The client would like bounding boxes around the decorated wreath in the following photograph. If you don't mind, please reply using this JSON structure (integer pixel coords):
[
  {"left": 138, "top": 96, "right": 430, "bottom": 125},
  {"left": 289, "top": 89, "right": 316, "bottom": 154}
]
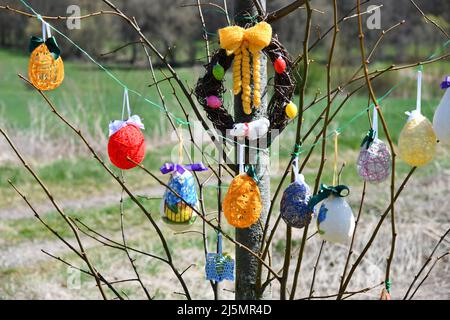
[{"left": 194, "top": 21, "right": 296, "bottom": 144}]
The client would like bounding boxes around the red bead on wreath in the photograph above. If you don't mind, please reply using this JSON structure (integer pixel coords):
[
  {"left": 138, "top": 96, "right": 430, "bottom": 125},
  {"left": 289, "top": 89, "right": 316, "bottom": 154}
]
[{"left": 108, "top": 116, "right": 146, "bottom": 170}]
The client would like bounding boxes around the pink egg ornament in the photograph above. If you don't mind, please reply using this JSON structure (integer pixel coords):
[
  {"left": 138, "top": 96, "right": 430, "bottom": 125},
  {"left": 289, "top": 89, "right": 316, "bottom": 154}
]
[{"left": 206, "top": 95, "right": 222, "bottom": 109}]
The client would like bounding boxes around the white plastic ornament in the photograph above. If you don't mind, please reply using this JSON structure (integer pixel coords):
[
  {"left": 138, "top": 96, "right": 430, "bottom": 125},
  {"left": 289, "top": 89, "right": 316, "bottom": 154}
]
[
  {"left": 229, "top": 118, "right": 270, "bottom": 140},
  {"left": 432, "top": 76, "right": 450, "bottom": 144},
  {"left": 316, "top": 195, "right": 355, "bottom": 244}
]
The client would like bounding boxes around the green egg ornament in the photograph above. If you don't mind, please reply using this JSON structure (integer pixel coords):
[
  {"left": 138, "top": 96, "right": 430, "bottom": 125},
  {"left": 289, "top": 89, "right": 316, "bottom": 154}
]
[{"left": 212, "top": 63, "right": 225, "bottom": 81}]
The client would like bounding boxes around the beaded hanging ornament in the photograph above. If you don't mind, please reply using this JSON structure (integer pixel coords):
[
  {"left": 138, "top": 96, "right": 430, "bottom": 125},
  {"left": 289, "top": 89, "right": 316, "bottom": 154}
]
[
  {"left": 432, "top": 76, "right": 450, "bottom": 144},
  {"left": 223, "top": 144, "right": 262, "bottom": 228},
  {"left": 205, "top": 233, "right": 235, "bottom": 282},
  {"left": 357, "top": 106, "right": 391, "bottom": 183},
  {"left": 194, "top": 21, "right": 297, "bottom": 146},
  {"left": 108, "top": 89, "right": 146, "bottom": 170},
  {"left": 28, "top": 19, "right": 64, "bottom": 91},
  {"left": 280, "top": 156, "right": 314, "bottom": 229},
  {"left": 398, "top": 71, "right": 437, "bottom": 167},
  {"left": 309, "top": 133, "right": 355, "bottom": 244}
]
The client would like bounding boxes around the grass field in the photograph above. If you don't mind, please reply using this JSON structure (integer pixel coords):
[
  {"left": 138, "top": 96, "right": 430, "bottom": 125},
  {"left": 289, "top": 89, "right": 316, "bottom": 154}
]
[{"left": 0, "top": 48, "right": 449, "bottom": 299}]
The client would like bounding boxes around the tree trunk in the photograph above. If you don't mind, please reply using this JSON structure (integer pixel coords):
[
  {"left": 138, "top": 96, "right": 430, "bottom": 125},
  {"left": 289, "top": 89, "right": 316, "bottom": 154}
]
[{"left": 234, "top": 0, "right": 271, "bottom": 300}]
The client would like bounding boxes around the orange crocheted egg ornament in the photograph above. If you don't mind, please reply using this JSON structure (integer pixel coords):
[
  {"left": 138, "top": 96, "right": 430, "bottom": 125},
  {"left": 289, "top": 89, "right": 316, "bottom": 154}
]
[
  {"left": 108, "top": 116, "right": 146, "bottom": 170},
  {"left": 223, "top": 174, "right": 262, "bottom": 228},
  {"left": 28, "top": 38, "right": 64, "bottom": 91}
]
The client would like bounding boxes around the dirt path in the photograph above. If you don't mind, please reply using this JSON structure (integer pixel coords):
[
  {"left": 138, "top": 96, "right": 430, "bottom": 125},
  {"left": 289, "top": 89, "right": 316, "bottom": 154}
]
[{"left": 0, "top": 185, "right": 165, "bottom": 221}]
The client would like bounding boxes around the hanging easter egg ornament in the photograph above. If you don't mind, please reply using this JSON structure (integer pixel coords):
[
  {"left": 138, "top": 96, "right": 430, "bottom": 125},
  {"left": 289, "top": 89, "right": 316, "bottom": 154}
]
[
  {"left": 432, "top": 76, "right": 450, "bottom": 144},
  {"left": 212, "top": 63, "right": 225, "bottom": 81},
  {"left": 28, "top": 19, "right": 64, "bottom": 91},
  {"left": 206, "top": 95, "right": 222, "bottom": 109},
  {"left": 398, "top": 71, "right": 437, "bottom": 167},
  {"left": 308, "top": 132, "right": 355, "bottom": 244},
  {"left": 285, "top": 101, "right": 298, "bottom": 119},
  {"left": 108, "top": 89, "right": 146, "bottom": 170},
  {"left": 205, "top": 234, "right": 234, "bottom": 282},
  {"left": 194, "top": 21, "right": 296, "bottom": 145},
  {"left": 309, "top": 184, "right": 355, "bottom": 244},
  {"left": 160, "top": 162, "right": 208, "bottom": 232},
  {"left": 280, "top": 156, "right": 313, "bottom": 229},
  {"left": 223, "top": 145, "right": 262, "bottom": 228},
  {"left": 274, "top": 56, "right": 287, "bottom": 74},
  {"left": 357, "top": 106, "right": 391, "bottom": 183}
]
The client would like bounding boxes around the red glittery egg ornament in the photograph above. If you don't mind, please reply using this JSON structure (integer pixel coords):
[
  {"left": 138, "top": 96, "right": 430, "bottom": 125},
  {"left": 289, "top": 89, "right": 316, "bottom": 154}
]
[{"left": 108, "top": 115, "right": 146, "bottom": 170}]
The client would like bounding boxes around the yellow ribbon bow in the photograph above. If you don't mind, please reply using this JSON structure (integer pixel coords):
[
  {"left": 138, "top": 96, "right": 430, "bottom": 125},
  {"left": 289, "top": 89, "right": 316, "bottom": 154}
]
[{"left": 219, "top": 22, "right": 272, "bottom": 115}]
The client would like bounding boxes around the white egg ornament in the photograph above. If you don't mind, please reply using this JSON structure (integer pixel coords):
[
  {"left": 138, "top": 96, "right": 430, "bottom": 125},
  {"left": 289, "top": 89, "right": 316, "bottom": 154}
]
[
  {"left": 432, "top": 76, "right": 450, "bottom": 144},
  {"left": 317, "top": 196, "right": 355, "bottom": 244},
  {"left": 309, "top": 185, "right": 355, "bottom": 244}
]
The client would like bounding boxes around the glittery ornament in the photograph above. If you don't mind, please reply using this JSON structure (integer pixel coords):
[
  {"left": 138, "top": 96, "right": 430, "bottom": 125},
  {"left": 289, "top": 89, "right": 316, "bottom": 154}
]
[
  {"left": 280, "top": 171, "right": 313, "bottom": 229},
  {"left": 398, "top": 110, "right": 436, "bottom": 167},
  {"left": 357, "top": 138, "right": 391, "bottom": 183}
]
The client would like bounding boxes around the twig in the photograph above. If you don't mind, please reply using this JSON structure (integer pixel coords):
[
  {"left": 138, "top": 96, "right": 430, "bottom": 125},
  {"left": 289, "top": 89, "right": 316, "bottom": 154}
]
[
  {"left": 408, "top": 251, "right": 449, "bottom": 300},
  {"left": 308, "top": 240, "right": 325, "bottom": 299},
  {"left": 17, "top": 74, "right": 192, "bottom": 300},
  {"left": 266, "top": 0, "right": 306, "bottom": 23},
  {"left": 404, "top": 227, "right": 450, "bottom": 299},
  {"left": 409, "top": 0, "right": 450, "bottom": 39}
]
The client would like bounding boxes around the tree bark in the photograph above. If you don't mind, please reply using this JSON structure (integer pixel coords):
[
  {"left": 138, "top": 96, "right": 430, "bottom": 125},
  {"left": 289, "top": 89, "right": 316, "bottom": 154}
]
[{"left": 234, "top": 0, "right": 271, "bottom": 300}]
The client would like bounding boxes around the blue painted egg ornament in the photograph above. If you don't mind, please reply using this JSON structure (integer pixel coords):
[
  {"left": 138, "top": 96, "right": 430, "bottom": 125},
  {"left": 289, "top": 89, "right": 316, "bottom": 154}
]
[
  {"left": 280, "top": 173, "right": 313, "bottom": 229},
  {"left": 160, "top": 162, "right": 208, "bottom": 232}
]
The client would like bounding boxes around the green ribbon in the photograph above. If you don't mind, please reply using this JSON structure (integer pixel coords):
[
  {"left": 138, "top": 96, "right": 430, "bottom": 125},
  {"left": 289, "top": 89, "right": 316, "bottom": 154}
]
[
  {"left": 291, "top": 143, "right": 302, "bottom": 158},
  {"left": 308, "top": 183, "right": 350, "bottom": 210},
  {"left": 385, "top": 279, "right": 392, "bottom": 293},
  {"left": 360, "top": 128, "right": 376, "bottom": 149},
  {"left": 29, "top": 36, "right": 61, "bottom": 60},
  {"left": 245, "top": 164, "right": 259, "bottom": 183}
]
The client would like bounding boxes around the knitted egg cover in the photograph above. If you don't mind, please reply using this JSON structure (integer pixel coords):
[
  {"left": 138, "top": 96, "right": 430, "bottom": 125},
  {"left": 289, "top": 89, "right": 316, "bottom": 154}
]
[
  {"left": 223, "top": 174, "right": 262, "bottom": 228},
  {"left": 29, "top": 43, "right": 64, "bottom": 91},
  {"left": 107, "top": 124, "right": 145, "bottom": 170},
  {"left": 194, "top": 24, "right": 296, "bottom": 147}
]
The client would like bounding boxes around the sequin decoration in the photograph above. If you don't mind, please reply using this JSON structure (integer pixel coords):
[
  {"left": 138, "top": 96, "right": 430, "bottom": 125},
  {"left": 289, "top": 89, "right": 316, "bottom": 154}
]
[
  {"left": 280, "top": 179, "right": 313, "bottom": 228},
  {"left": 357, "top": 138, "right": 391, "bottom": 183}
]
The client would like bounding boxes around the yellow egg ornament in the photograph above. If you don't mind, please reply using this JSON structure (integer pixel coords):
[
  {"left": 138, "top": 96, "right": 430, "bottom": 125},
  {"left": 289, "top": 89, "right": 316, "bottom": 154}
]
[
  {"left": 398, "top": 71, "right": 437, "bottom": 167},
  {"left": 28, "top": 20, "right": 64, "bottom": 91},
  {"left": 285, "top": 101, "right": 298, "bottom": 119}
]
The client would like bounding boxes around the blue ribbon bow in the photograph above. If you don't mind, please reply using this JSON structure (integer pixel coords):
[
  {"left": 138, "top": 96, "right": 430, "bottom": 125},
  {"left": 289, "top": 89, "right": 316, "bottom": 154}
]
[{"left": 441, "top": 76, "right": 450, "bottom": 89}]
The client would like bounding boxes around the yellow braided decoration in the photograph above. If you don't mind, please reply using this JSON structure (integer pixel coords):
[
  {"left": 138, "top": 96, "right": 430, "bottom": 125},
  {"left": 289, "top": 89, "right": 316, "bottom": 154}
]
[
  {"left": 233, "top": 47, "right": 242, "bottom": 95},
  {"left": 218, "top": 22, "right": 272, "bottom": 114},
  {"left": 241, "top": 43, "right": 252, "bottom": 115},
  {"left": 252, "top": 50, "right": 261, "bottom": 108}
]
